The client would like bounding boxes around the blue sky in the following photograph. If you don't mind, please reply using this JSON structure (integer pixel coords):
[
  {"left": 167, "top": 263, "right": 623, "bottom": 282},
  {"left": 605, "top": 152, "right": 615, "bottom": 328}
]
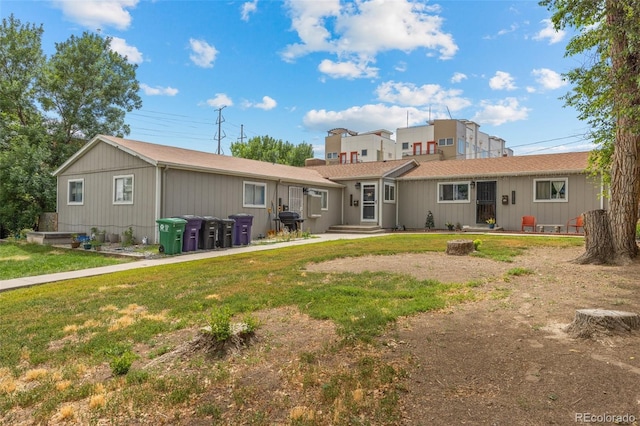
[{"left": 3, "top": 0, "right": 594, "bottom": 157}]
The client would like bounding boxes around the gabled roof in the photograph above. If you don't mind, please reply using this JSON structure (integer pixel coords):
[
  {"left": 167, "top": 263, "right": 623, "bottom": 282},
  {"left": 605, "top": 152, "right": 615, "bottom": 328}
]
[
  {"left": 307, "top": 159, "right": 419, "bottom": 180},
  {"left": 53, "top": 135, "right": 343, "bottom": 188},
  {"left": 399, "top": 151, "right": 592, "bottom": 180}
]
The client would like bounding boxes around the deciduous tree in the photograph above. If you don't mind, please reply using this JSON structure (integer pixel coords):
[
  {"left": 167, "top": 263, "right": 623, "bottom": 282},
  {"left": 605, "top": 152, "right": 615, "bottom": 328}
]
[
  {"left": 541, "top": 0, "right": 640, "bottom": 264},
  {"left": 230, "top": 135, "right": 314, "bottom": 166}
]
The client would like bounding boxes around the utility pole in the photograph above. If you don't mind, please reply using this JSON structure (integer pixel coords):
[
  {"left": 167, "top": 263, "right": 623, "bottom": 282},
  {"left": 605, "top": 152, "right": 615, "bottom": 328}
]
[
  {"left": 215, "top": 106, "right": 226, "bottom": 154},
  {"left": 238, "top": 124, "right": 246, "bottom": 144}
]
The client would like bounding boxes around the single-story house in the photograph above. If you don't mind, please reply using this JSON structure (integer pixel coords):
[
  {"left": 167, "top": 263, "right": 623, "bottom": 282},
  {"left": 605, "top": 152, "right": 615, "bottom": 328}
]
[
  {"left": 52, "top": 135, "right": 604, "bottom": 243},
  {"left": 396, "top": 151, "right": 606, "bottom": 231},
  {"left": 52, "top": 135, "right": 344, "bottom": 243}
]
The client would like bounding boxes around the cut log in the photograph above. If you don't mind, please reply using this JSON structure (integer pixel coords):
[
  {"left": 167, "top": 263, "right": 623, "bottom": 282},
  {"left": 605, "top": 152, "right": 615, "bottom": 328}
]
[
  {"left": 565, "top": 309, "right": 640, "bottom": 339},
  {"left": 446, "top": 239, "right": 474, "bottom": 256}
]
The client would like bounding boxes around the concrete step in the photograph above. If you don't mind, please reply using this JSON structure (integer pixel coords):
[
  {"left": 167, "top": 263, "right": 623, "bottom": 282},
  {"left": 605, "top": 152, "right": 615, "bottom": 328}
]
[{"left": 326, "top": 225, "right": 386, "bottom": 234}]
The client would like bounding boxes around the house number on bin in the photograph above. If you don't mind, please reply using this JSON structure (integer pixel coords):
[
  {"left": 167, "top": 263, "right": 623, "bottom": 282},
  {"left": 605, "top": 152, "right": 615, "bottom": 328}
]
[{"left": 160, "top": 224, "right": 168, "bottom": 232}]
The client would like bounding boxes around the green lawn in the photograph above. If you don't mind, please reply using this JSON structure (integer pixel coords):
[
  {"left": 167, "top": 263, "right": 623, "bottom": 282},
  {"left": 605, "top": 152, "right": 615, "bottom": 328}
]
[
  {"left": 0, "top": 242, "right": 134, "bottom": 280},
  {"left": 0, "top": 234, "right": 583, "bottom": 424}
]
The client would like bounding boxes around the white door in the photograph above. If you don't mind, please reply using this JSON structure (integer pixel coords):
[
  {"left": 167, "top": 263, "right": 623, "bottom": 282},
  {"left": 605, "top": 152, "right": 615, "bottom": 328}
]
[{"left": 361, "top": 183, "right": 377, "bottom": 222}]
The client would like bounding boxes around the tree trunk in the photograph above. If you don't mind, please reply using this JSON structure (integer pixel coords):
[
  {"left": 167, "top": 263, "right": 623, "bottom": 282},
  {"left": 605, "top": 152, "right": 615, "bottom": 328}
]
[
  {"left": 573, "top": 210, "right": 614, "bottom": 264},
  {"left": 606, "top": 0, "right": 640, "bottom": 264}
]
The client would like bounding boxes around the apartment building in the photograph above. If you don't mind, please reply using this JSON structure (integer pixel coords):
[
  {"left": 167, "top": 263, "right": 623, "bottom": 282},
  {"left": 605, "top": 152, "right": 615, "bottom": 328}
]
[{"left": 324, "top": 119, "right": 512, "bottom": 164}]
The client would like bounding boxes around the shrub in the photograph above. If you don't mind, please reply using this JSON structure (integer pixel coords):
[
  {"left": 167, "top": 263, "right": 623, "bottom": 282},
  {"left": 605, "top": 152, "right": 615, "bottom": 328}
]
[{"left": 110, "top": 350, "right": 137, "bottom": 376}]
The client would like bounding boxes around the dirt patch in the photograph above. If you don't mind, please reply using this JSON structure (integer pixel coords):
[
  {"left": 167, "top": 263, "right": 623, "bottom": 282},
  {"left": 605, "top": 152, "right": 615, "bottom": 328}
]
[{"left": 303, "top": 246, "right": 640, "bottom": 424}]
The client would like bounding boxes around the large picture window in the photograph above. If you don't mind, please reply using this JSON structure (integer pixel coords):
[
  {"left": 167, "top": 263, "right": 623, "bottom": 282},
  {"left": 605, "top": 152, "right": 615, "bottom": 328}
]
[
  {"left": 534, "top": 178, "right": 568, "bottom": 202},
  {"left": 243, "top": 181, "right": 266, "bottom": 208},
  {"left": 438, "top": 182, "right": 470, "bottom": 203},
  {"left": 68, "top": 179, "right": 84, "bottom": 205},
  {"left": 113, "top": 175, "right": 133, "bottom": 204}
]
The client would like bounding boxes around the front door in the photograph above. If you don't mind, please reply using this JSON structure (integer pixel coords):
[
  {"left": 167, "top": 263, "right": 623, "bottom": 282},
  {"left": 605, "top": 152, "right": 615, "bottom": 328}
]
[
  {"left": 476, "top": 181, "right": 496, "bottom": 224},
  {"left": 361, "top": 183, "right": 377, "bottom": 222}
]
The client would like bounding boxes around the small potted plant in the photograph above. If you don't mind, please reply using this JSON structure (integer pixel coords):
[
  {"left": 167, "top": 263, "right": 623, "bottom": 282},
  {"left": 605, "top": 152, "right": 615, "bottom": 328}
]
[
  {"left": 445, "top": 222, "right": 455, "bottom": 231},
  {"left": 70, "top": 234, "right": 80, "bottom": 249},
  {"left": 91, "top": 240, "right": 103, "bottom": 251},
  {"left": 486, "top": 217, "right": 496, "bottom": 229}
]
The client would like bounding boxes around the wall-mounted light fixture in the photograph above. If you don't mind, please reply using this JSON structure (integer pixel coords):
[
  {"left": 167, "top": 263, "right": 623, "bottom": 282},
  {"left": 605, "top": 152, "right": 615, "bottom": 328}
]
[
  {"left": 355, "top": 182, "right": 361, "bottom": 189},
  {"left": 470, "top": 181, "right": 476, "bottom": 189}
]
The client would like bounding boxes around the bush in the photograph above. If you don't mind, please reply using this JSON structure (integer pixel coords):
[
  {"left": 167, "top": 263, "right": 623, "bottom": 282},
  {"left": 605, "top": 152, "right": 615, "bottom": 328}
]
[{"left": 110, "top": 350, "right": 137, "bottom": 376}]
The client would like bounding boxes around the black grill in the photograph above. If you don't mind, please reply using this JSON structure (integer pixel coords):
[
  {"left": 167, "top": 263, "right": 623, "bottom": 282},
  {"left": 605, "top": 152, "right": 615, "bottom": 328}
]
[{"left": 279, "top": 211, "right": 303, "bottom": 231}]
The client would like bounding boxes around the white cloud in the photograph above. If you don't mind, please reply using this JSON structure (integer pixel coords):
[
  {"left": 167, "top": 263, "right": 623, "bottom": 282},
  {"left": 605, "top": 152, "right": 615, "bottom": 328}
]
[
  {"left": 206, "top": 93, "right": 233, "bottom": 108},
  {"left": 471, "top": 97, "right": 530, "bottom": 126},
  {"left": 451, "top": 72, "right": 467, "bottom": 83},
  {"left": 189, "top": 38, "right": 218, "bottom": 68},
  {"left": 318, "top": 59, "right": 378, "bottom": 79},
  {"left": 489, "top": 71, "right": 517, "bottom": 90},
  {"left": 375, "top": 81, "right": 471, "bottom": 111},
  {"left": 140, "top": 83, "right": 178, "bottom": 96},
  {"left": 531, "top": 68, "right": 567, "bottom": 90},
  {"left": 241, "top": 0, "right": 258, "bottom": 21},
  {"left": 53, "top": 0, "right": 138, "bottom": 30},
  {"left": 533, "top": 19, "right": 565, "bottom": 44},
  {"left": 282, "top": 0, "right": 457, "bottom": 79},
  {"left": 394, "top": 61, "right": 407, "bottom": 72},
  {"left": 109, "top": 37, "right": 143, "bottom": 64},
  {"left": 247, "top": 95, "right": 277, "bottom": 110}
]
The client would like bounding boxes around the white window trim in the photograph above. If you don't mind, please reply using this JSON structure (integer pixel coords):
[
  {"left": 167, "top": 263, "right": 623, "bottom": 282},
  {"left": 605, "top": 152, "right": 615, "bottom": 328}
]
[
  {"left": 437, "top": 181, "right": 471, "bottom": 204},
  {"left": 113, "top": 174, "right": 134, "bottom": 205},
  {"left": 533, "top": 178, "right": 569, "bottom": 202},
  {"left": 243, "top": 181, "right": 267, "bottom": 208},
  {"left": 314, "top": 189, "right": 329, "bottom": 210},
  {"left": 67, "top": 178, "right": 84, "bottom": 205},
  {"left": 383, "top": 182, "right": 396, "bottom": 204}
]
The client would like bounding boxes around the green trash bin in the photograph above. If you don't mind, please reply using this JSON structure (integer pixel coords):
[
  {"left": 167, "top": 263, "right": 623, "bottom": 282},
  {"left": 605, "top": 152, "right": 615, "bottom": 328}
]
[{"left": 156, "top": 218, "right": 187, "bottom": 255}]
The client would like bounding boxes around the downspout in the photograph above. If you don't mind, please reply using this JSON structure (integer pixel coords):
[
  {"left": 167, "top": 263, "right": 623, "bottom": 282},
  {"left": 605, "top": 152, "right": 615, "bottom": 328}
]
[
  {"left": 341, "top": 186, "right": 345, "bottom": 225},
  {"left": 378, "top": 178, "right": 383, "bottom": 228}
]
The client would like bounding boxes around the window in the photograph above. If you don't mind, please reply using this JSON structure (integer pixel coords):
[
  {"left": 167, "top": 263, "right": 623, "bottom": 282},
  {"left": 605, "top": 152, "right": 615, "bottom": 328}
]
[
  {"left": 384, "top": 183, "right": 396, "bottom": 203},
  {"left": 243, "top": 181, "right": 266, "bottom": 207},
  {"left": 457, "top": 138, "right": 465, "bottom": 155},
  {"left": 438, "top": 138, "right": 454, "bottom": 146},
  {"left": 438, "top": 182, "right": 470, "bottom": 203},
  {"left": 534, "top": 178, "right": 568, "bottom": 202},
  {"left": 313, "top": 189, "right": 329, "bottom": 210},
  {"left": 113, "top": 175, "right": 133, "bottom": 204},
  {"left": 68, "top": 179, "right": 84, "bottom": 205},
  {"left": 361, "top": 149, "right": 368, "bottom": 157},
  {"left": 402, "top": 142, "right": 409, "bottom": 150},
  {"left": 326, "top": 152, "right": 338, "bottom": 159}
]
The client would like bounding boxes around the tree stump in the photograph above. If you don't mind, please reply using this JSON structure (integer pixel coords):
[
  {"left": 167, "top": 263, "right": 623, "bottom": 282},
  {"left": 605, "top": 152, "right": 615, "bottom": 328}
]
[
  {"left": 572, "top": 209, "right": 614, "bottom": 264},
  {"left": 446, "top": 239, "right": 474, "bottom": 256},
  {"left": 565, "top": 309, "right": 640, "bottom": 338}
]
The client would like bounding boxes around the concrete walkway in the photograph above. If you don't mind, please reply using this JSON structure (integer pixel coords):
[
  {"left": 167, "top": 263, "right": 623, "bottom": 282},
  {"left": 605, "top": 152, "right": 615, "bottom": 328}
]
[{"left": 0, "top": 233, "right": 381, "bottom": 292}]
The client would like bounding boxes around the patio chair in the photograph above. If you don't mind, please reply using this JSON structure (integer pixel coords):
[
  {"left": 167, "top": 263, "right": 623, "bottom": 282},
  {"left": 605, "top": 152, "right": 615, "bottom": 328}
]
[
  {"left": 521, "top": 216, "right": 536, "bottom": 232},
  {"left": 566, "top": 215, "right": 584, "bottom": 233}
]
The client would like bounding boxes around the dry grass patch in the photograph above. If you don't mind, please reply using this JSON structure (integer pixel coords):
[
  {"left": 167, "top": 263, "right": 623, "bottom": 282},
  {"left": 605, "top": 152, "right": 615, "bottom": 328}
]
[{"left": 24, "top": 368, "right": 48, "bottom": 382}]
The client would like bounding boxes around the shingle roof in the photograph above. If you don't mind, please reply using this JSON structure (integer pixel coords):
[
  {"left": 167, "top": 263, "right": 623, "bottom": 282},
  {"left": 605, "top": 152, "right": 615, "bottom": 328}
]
[
  {"left": 55, "top": 135, "right": 342, "bottom": 188},
  {"left": 399, "top": 151, "right": 591, "bottom": 180},
  {"left": 307, "top": 159, "right": 418, "bottom": 180}
]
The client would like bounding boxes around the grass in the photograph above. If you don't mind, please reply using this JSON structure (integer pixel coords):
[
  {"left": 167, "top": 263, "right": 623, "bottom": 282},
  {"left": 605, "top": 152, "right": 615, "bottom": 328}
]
[
  {"left": 0, "top": 242, "right": 133, "bottom": 280},
  {"left": 0, "top": 233, "right": 583, "bottom": 423}
]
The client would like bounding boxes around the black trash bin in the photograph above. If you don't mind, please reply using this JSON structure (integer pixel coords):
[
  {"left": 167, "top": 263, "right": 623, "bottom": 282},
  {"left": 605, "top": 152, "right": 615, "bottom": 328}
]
[
  {"left": 229, "top": 214, "right": 254, "bottom": 246},
  {"left": 174, "top": 215, "right": 203, "bottom": 252},
  {"left": 216, "top": 218, "right": 235, "bottom": 249},
  {"left": 199, "top": 216, "right": 219, "bottom": 250}
]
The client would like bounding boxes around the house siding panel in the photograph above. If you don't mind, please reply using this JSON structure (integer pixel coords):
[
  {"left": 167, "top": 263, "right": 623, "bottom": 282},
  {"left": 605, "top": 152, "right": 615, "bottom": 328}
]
[
  {"left": 162, "top": 169, "right": 341, "bottom": 239},
  {"left": 57, "top": 142, "right": 157, "bottom": 239},
  {"left": 397, "top": 173, "right": 606, "bottom": 231}
]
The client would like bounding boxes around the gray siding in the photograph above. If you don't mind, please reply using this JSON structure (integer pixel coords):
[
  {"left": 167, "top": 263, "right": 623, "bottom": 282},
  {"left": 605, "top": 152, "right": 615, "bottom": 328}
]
[
  {"left": 162, "top": 168, "right": 342, "bottom": 239},
  {"left": 397, "top": 173, "right": 606, "bottom": 231},
  {"left": 57, "top": 142, "right": 157, "bottom": 240}
]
